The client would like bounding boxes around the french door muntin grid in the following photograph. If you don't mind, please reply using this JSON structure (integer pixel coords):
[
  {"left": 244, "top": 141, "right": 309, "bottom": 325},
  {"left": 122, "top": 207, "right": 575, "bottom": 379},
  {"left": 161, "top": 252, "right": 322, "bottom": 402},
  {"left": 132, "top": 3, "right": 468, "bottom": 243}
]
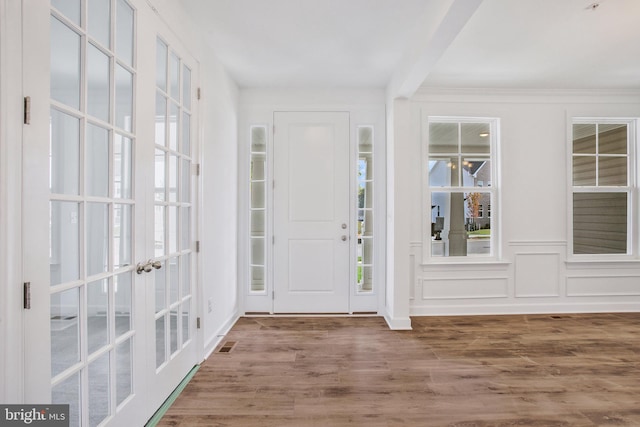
[
  {"left": 154, "top": 36, "right": 193, "bottom": 370},
  {"left": 49, "top": 1, "right": 136, "bottom": 426}
]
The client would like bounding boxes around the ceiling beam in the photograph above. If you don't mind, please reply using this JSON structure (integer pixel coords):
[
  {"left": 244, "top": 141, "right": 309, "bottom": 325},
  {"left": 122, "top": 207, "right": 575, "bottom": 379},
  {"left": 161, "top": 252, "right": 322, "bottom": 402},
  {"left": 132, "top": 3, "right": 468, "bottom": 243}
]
[{"left": 387, "top": 0, "right": 483, "bottom": 100}]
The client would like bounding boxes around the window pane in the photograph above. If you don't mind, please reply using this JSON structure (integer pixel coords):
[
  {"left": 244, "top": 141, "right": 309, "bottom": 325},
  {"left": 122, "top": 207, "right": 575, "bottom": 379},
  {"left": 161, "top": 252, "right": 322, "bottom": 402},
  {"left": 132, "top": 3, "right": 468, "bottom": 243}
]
[
  {"left": 115, "top": 65, "right": 133, "bottom": 132},
  {"left": 462, "top": 158, "right": 490, "bottom": 187},
  {"left": 51, "top": 287, "right": 80, "bottom": 376},
  {"left": 114, "top": 134, "right": 132, "bottom": 199},
  {"left": 573, "top": 156, "right": 596, "bottom": 186},
  {"left": 599, "top": 124, "right": 627, "bottom": 155},
  {"left": 50, "top": 202, "right": 80, "bottom": 286},
  {"left": 88, "top": 0, "right": 110, "bottom": 48},
  {"left": 52, "top": 0, "right": 80, "bottom": 25},
  {"left": 50, "top": 109, "right": 80, "bottom": 195},
  {"left": 87, "top": 44, "right": 111, "bottom": 122},
  {"left": 86, "top": 124, "right": 109, "bottom": 197},
  {"left": 87, "top": 203, "right": 109, "bottom": 276},
  {"left": 52, "top": 371, "right": 81, "bottom": 427},
  {"left": 114, "top": 272, "right": 132, "bottom": 336},
  {"left": 51, "top": 17, "right": 81, "bottom": 109},
  {"left": 114, "top": 204, "right": 132, "bottom": 268},
  {"left": 183, "top": 65, "right": 191, "bottom": 110},
  {"left": 429, "top": 123, "right": 458, "bottom": 153},
  {"left": 430, "top": 192, "right": 491, "bottom": 257},
  {"left": 116, "top": 0, "right": 134, "bottom": 66},
  {"left": 88, "top": 352, "right": 110, "bottom": 427},
  {"left": 428, "top": 158, "right": 459, "bottom": 187},
  {"left": 87, "top": 279, "right": 108, "bottom": 355},
  {"left": 599, "top": 157, "right": 627, "bottom": 186},
  {"left": 116, "top": 338, "right": 133, "bottom": 406},
  {"left": 156, "top": 39, "right": 167, "bottom": 91},
  {"left": 461, "top": 123, "right": 490, "bottom": 153},
  {"left": 573, "top": 192, "right": 627, "bottom": 254},
  {"left": 573, "top": 124, "right": 596, "bottom": 154}
]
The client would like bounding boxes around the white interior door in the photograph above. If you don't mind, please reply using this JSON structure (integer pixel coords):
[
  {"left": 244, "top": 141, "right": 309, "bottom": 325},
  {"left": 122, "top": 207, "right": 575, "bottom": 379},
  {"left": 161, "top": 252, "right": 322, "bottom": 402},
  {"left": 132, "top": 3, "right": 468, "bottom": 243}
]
[{"left": 273, "top": 112, "right": 350, "bottom": 313}]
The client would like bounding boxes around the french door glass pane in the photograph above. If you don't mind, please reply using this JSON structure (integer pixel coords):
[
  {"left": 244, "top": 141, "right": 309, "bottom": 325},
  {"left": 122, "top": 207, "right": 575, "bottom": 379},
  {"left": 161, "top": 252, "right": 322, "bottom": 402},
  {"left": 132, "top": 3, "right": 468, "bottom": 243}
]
[
  {"left": 51, "top": 17, "right": 81, "bottom": 109},
  {"left": 169, "top": 52, "right": 180, "bottom": 100},
  {"left": 88, "top": 352, "right": 110, "bottom": 427},
  {"left": 115, "top": 0, "right": 134, "bottom": 66},
  {"left": 155, "top": 150, "right": 166, "bottom": 201},
  {"left": 169, "top": 257, "right": 179, "bottom": 304},
  {"left": 52, "top": 372, "right": 81, "bottom": 427},
  {"left": 50, "top": 109, "right": 80, "bottom": 195},
  {"left": 181, "top": 301, "right": 190, "bottom": 344},
  {"left": 88, "top": 0, "right": 111, "bottom": 48},
  {"left": 114, "top": 204, "right": 132, "bottom": 268},
  {"left": 87, "top": 203, "right": 109, "bottom": 277},
  {"left": 182, "top": 65, "right": 191, "bottom": 110},
  {"left": 155, "top": 262, "right": 166, "bottom": 313},
  {"left": 169, "top": 103, "right": 179, "bottom": 151},
  {"left": 156, "top": 316, "right": 166, "bottom": 368},
  {"left": 169, "top": 154, "right": 178, "bottom": 202},
  {"left": 182, "top": 159, "right": 191, "bottom": 202},
  {"left": 114, "top": 272, "right": 132, "bottom": 336},
  {"left": 114, "top": 134, "right": 132, "bottom": 199},
  {"left": 154, "top": 206, "right": 165, "bottom": 257},
  {"left": 87, "top": 44, "right": 110, "bottom": 122},
  {"left": 50, "top": 202, "right": 80, "bottom": 286},
  {"left": 182, "top": 254, "right": 190, "bottom": 296},
  {"left": 156, "top": 39, "right": 168, "bottom": 91},
  {"left": 155, "top": 94, "right": 167, "bottom": 146},
  {"left": 115, "top": 65, "right": 133, "bottom": 132},
  {"left": 115, "top": 338, "right": 133, "bottom": 406},
  {"left": 52, "top": 0, "right": 81, "bottom": 25},
  {"left": 181, "top": 207, "right": 190, "bottom": 250},
  {"left": 170, "top": 310, "right": 178, "bottom": 355},
  {"left": 168, "top": 206, "right": 178, "bottom": 254},
  {"left": 182, "top": 113, "right": 191, "bottom": 156},
  {"left": 86, "top": 123, "right": 109, "bottom": 197},
  {"left": 51, "top": 287, "right": 80, "bottom": 376},
  {"left": 87, "top": 279, "right": 109, "bottom": 355}
]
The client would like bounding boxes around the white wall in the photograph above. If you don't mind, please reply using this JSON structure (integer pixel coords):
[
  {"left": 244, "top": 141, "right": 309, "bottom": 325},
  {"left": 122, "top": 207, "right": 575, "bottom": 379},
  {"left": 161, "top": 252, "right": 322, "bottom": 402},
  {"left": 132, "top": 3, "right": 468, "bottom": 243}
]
[{"left": 407, "top": 88, "right": 640, "bottom": 316}]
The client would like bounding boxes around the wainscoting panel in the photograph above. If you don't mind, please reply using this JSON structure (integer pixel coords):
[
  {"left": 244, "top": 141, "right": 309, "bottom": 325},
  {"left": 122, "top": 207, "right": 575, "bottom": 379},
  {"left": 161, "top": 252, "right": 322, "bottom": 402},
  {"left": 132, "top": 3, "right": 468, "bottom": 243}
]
[
  {"left": 422, "top": 277, "right": 509, "bottom": 300},
  {"left": 515, "top": 253, "right": 560, "bottom": 297},
  {"left": 567, "top": 275, "right": 640, "bottom": 297}
]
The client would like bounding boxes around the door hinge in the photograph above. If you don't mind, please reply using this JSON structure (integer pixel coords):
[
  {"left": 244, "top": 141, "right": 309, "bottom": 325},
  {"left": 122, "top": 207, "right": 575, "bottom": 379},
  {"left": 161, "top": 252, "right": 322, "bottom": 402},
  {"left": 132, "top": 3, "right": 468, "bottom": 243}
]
[
  {"left": 23, "top": 282, "right": 31, "bottom": 309},
  {"left": 196, "top": 317, "right": 201, "bottom": 329},
  {"left": 193, "top": 163, "right": 200, "bottom": 176},
  {"left": 272, "top": 291, "right": 274, "bottom": 300},
  {"left": 195, "top": 241, "right": 200, "bottom": 253},
  {"left": 197, "top": 88, "right": 201, "bottom": 100},
  {"left": 272, "top": 236, "right": 275, "bottom": 245},
  {"left": 23, "top": 96, "right": 31, "bottom": 125}
]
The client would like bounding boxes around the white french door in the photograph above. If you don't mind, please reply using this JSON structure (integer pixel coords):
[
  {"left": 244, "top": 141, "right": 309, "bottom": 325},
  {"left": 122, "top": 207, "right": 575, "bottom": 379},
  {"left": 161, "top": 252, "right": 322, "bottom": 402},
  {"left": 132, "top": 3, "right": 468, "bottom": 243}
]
[
  {"left": 273, "top": 112, "right": 351, "bottom": 313},
  {"left": 22, "top": 1, "right": 199, "bottom": 425}
]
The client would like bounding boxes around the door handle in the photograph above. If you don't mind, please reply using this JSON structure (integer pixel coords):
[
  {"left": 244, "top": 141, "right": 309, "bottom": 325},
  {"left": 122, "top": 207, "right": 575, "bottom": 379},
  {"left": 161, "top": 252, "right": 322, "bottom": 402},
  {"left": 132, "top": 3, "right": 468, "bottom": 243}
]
[
  {"left": 341, "top": 223, "right": 347, "bottom": 229},
  {"left": 341, "top": 235, "right": 347, "bottom": 241},
  {"left": 136, "top": 259, "right": 162, "bottom": 274}
]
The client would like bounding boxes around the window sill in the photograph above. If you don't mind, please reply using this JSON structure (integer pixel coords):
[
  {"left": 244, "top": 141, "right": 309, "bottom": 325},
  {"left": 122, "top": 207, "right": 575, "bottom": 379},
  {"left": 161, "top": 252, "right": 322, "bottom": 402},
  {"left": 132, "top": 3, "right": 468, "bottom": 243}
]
[
  {"left": 421, "top": 260, "right": 511, "bottom": 271},
  {"left": 566, "top": 258, "right": 640, "bottom": 270}
]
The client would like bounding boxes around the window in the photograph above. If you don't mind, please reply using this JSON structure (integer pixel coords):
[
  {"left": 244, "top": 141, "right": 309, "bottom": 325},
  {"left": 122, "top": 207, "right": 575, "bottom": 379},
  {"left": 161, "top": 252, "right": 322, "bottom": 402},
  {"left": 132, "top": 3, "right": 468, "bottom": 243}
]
[
  {"left": 426, "top": 118, "right": 498, "bottom": 258},
  {"left": 571, "top": 120, "right": 635, "bottom": 255}
]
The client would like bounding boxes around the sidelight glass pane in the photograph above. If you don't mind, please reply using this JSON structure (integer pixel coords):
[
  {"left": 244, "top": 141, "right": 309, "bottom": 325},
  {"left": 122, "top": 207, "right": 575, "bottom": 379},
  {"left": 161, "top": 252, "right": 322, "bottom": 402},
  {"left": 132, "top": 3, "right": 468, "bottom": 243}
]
[
  {"left": 170, "top": 309, "right": 178, "bottom": 355},
  {"left": 114, "top": 272, "right": 132, "bottom": 336},
  {"left": 116, "top": 0, "right": 134, "bottom": 66},
  {"left": 183, "top": 65, "right": 192, "bottom": 110},
  {"left": 251, "top": 182, "right": 265, "bottom": 208},
  {"left": 87, "top": 203, "right": 109, "bottom": 276},
  {"left": 251, "top": 238, "right": 264, "bottom": 265},
  {"left": 461, "top": 123, "right": 490, "bottom": 153},
  {"left": 115, "top": 338, "right": 132, "bottom": 406},
  {"left": 51, "top": 17, "right": 81, "bottom": 109},
  {"left": 52, "top": 0, "right": 80, "bottom": 25},
  {"left": 358, "top": 127, "right": 373, "bottom": 152},
  {"left": 88, "top": 0, "right": 110, "bottom": 48},
  {"left": 251, "top": 210, "right": 264, "bottom": 236},
  {"left": 251, "top": 267, "right": 264, "bottom": 292},
  {"left": 114, "top": 204, "right": 132, "bottom": 268},
  {"left": 51, "top": 288, "right": 80, "bottom": 376},
  {"left": 573, "top": 156, "right": 596, "bottom": 186},
  {"left": 599, "top": 124, "right": 627, "bottom": 154},
  {"left": 154, "top": 149, "right": 165, "bottom": 201},
  {"left": 181, "top": 300, "right": 190, "bottom": 344},
  {"left": 429, "top": 122, "right": 458, "bottom": 154},
  {"left": 251, "top": 127, "right": 266, "bottom": 152},
  {"left": 50, "top": 202, "right": 80, "bottom": 286},
  {"left": 428, "top": 158, "right": 460, "bottom": 187},
  {"left": 168, "top": 206, "right": 178, "bottom": 254},
  {"left": 169, "top": 154, "right": 178, "bottom": 202},
  {"left": 573, "top": 192, "right": 627, "bottom": 254},
  {"left": 50, "top": 109, "right": 80, "bottom": 195},
  {"left": 156, "top": 39, "right": 167, "bottom": 92},
  {"left": 87, "top": 279, "right": 108, "bottom": 355},
  {"left": 155, "top": 316, "right": 166, "bottom": 368},
  {"left": 86, "top": 124, "right": 109, "bottom": 197},
  {"left": 169, "top": 52, "right": 180, "bottom": 100},
  {"left": 599, "top": 157, "right": 627, "bottom": 186},
  {"left": 154, "top": 206, "right": 165, "bottom": 257},
  {"left": 115, "top": 65, "right": 133, "bottom": 132},
  {"left": 88, "top": 352, "right": 110, "bottom": 427},
  {"left": 182, "top": 112, "right": 191, "bottom": 156},
  {"left": 87, "top": 44, "right": 111, "bottom": 122},
  {"left": 52, "top": 372, "right": 81, "bottom": 427},
  {"left": 182, "top": 254, "right": 191, "bottom": 297},
  {"left": 155, "top": 94, "right": 167, "bottom": 146},
  {"left": 114, "top": 134, "right": 132, "bottom": 199},
  {"left": 182, "top": 159, "right": 191, "bottom": 203},
  {"left": 155, "top": 262, "right": 166, "bottom": 313},
  {"left": 169, "top": 103, "right": 179, "bottom": 151}
]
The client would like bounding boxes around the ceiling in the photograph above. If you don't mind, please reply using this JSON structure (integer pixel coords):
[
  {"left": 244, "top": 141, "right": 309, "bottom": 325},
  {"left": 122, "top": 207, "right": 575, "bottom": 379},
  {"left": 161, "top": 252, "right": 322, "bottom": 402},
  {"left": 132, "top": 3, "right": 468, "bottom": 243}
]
[{"left": 179, "top": 0, "right": 640, "bottom": 92}]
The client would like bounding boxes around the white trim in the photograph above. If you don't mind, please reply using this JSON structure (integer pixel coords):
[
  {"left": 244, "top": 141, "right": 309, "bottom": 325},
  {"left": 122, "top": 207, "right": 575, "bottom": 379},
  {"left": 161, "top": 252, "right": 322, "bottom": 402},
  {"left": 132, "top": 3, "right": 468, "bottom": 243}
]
[
  {"left": 411, "top": 302, "right": 640, "bottom": 317},
  {"left": 383, "top": 313, "right": 412, "bottom": 330},
  {"left": 203, "top": 310, "right": 240, "bottom": 360}
]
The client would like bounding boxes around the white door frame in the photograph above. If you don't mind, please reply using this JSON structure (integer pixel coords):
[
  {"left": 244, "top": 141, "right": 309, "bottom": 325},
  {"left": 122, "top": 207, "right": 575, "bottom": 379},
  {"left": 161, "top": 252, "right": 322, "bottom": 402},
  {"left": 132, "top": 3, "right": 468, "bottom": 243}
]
[{"left": 239, "top": 101, "right": 386, "bottom": 315}]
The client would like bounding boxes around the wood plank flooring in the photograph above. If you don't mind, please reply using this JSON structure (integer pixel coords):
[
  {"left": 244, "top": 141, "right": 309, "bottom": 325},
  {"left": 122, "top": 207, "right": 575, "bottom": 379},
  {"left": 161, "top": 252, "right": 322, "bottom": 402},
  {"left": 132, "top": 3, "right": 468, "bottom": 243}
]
[{"left": 158, "top": 314, "right": 640, "bottom": 426}]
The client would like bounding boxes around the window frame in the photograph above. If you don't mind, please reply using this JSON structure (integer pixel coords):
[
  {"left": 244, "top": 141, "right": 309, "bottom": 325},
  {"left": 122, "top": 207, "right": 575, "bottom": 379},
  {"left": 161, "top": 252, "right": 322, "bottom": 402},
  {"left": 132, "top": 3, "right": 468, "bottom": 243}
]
[
  {"left": 568, "top": 118, "right": 638, "bottom": 259},
  {"left": 423, "top": 116, "right": 500, "bottom": 263}
]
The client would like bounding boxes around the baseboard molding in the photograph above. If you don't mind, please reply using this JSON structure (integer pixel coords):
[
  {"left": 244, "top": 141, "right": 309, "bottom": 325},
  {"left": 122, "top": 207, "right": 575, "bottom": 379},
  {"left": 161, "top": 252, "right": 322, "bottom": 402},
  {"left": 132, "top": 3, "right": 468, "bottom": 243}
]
[
  {"left": 410, "top": 302, "right": 640, "bottom": 317},
  {"left": 203, "top": 310, "right": 240, "bottom": 360},
  {"left": 384, "top": 313, "right": 412, "bottom": 330}
]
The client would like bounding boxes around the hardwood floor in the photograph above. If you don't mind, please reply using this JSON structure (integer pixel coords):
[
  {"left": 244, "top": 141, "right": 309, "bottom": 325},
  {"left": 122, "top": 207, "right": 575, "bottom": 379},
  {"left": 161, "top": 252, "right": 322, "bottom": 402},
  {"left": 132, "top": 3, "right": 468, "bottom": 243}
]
[{"left": 158, "top": 314, "right": 640, "bottom": 426}]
